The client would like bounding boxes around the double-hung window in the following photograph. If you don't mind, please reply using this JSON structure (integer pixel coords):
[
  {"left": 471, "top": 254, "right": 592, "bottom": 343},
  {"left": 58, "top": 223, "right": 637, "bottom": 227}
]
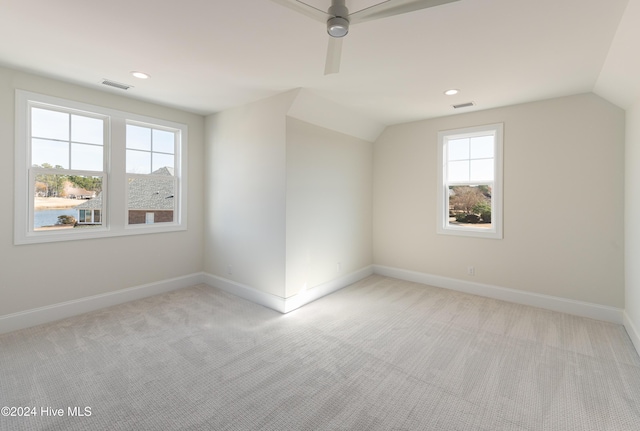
[
  {"left": 15, "top": 90, "right": 187, "bottom": 244},
  {"left": 437, "top": 123, "right": 503, "bottom": 239}
]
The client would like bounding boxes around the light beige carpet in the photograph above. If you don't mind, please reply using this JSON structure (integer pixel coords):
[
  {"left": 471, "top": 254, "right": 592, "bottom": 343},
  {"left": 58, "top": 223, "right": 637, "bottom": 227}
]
[{"left": 1, "top": 275, "right": 639, "bottom": 430}]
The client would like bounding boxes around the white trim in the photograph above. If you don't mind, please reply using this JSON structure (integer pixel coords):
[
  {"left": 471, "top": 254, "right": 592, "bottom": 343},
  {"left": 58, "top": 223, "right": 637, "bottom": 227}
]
[
  {"left": 0, "top": 267, "right": 374, "bottom": 335},
  {"left": 202, "top": 266, "right": 374, "bottom": 314},
  {"left": 283, "top": 265, "right": 374, "bottom": 313},
  {"left": 373, "top": 265, "right": 623, "bottom": 324},
  {"left": 202, "top": 273, "right": 286, "bottom": 313},
  {"left": 623, "top": 311, "right": 640, "bottom": 356},
  {"left": 0, "top": 273, "right": 205, "bottom": 335}
]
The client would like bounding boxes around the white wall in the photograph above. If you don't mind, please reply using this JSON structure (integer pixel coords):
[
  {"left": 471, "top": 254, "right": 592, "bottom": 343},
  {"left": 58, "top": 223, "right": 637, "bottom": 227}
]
[
  {"left": 285, "top": 118, "right": 372, "bottom": 298},
  {"left": 625, "top": 102, "right": 640, "bottom": 349},
  {"left": 204, "top": 94, "right": 374, "bottom": 303},
  {"left": 0, "top": 66, "right": 205, "bottom": 317},
  {"left": 204, "top": 91, "right": 296, "bottom": 297},
  {"left": 374, "top": 93, "right": 625, "bottom": 308}
]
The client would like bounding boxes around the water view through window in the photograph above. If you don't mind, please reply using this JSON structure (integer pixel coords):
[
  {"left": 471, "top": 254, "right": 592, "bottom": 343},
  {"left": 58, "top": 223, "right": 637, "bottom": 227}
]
[{"left": 32, "top": 175, "right": 103, "bottom": 231}]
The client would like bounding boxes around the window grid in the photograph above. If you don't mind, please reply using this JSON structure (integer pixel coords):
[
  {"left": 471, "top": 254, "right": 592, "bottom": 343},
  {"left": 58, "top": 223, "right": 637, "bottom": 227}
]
[
  {"left": 31, "top": 106, "right": 106, "bottom": 172},
  {"left": 126, "top": 124, "right": 176, "bottom": 175}
]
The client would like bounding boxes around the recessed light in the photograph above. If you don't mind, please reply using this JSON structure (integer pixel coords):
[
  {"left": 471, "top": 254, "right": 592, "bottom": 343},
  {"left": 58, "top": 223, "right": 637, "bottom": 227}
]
[
  {"left": 131, "top": 71, "right": 150, "bottom": 79},
  {"left": 444, "top": 89, "right": 459, "bottom": 96}
]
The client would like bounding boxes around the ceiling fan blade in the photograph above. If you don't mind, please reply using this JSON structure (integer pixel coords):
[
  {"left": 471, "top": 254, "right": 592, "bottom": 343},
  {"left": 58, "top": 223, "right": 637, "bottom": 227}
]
[
  {"left": 348, "top": 0, "right": 460, "bottom": 25},
  {"left": 324, "top": 37, "right": 343, "bottom": 75},
  {"left": 269, "top": 0, "right": 329, "bottom": 23}
]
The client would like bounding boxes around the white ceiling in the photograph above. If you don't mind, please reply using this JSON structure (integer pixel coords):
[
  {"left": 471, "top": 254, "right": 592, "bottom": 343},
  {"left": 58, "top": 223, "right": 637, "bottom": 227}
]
[{"left": 0, "top": 0, "right": 635, "bottom": 126}]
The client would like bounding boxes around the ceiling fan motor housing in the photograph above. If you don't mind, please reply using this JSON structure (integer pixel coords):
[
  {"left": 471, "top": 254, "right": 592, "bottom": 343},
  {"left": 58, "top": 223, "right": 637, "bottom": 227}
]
[
  {"left": 327, "top": 16, "right": 349, "bottom": 37},
  {"left": 327, "top": 0, "right": 349, "bottom": 37}
]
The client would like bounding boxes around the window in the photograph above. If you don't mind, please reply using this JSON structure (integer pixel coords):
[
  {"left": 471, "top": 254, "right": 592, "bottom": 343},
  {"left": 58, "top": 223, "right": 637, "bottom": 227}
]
[
  {"left": 78, "top": 209, "right": 101, "bottom": 224},
  {"left": 437, "top": 123, "right": 503, "bottom": 239},
  {"left": 15, "top": 90, "right": 188, "bottom": 244}
]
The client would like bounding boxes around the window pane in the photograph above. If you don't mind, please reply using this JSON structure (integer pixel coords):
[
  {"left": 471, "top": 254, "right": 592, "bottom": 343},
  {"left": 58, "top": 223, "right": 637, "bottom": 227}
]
[
  {"left": 72, "top": 115, "right": 103, "bottom": 145},
  {"left": 33, "top": 175, "right": 103, "bottom": 231},
  {"left": 32, "top": 138, "right": 69, "bottom": 169},
  {"left": 447, "top": 160, "right": 469, "bottom": 182},
  {"left": 470, "top": 135, "right": 494, "bottom": 159},
  {"left": 71, "top": 143, "right": 103, "bottom": 171},
  {"left": 470, "top": 159, "right": 494, "bottom": 182},
  {"left": 447, "top": 185, "right": 492, "bottom": 229},
  {"left": 153, "top": 129, "right": 175, "bottom": 154},
  {"left": 126, "top": 149, "right": 151, "bottom": 174},
  {"left": 32, "top": 108, "right": 69, "bottom": 141},
  {"left": 126, "top": 125, "right": 151, "bottom": 150},
  {"left": 152, "top": 153, "right": 174, "bottom": 172},
  {"left": 127, "top": 175, "right": 176, "bottom": 225},
  {"left": 447, "top": 138, "right": 469, "bottom": 161}
]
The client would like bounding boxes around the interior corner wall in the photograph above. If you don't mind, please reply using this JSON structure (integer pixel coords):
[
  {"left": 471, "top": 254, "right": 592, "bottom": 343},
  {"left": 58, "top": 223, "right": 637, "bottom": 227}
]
[
  {"left": 373, "top": 93, "right": 625, "bottom": 308},
  {"left": 625, "top": 101, "right": 640, "bottom": 346},
  {"left": 0, "top": 66, "right": 205, "bottom": 317},
  {"left": 204, "top": 92, "right": 297, "bottom": 298},
  {"left": 285, "top": 117, "right": 373, "bottom": 298}
]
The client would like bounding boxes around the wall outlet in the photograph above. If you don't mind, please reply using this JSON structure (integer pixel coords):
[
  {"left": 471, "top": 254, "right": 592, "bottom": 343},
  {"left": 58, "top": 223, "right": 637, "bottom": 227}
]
[
  {"left": 337, "top": 262, "right": 341, "bottom": 273},
  {"left": 467, "top": 266, "right": 475, "bottom": 276},
  {"left": 226, "top": 264, "right": 233, "bottom": 275}
]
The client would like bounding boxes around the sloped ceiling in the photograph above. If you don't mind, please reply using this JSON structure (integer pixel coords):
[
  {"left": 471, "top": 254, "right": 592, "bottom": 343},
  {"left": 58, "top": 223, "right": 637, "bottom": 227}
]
[
  {"left": 594, "top": 0, "right": 640, "bottom": 110},
  {"left": 0, "top": 0, "right": 633, "bottom": 125}
]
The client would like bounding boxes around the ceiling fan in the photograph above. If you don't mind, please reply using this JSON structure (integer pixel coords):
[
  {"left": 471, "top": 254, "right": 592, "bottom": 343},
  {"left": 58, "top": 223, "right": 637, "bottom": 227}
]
[{"left": 270, "top": 0, "right": 460, "bottom": 75}]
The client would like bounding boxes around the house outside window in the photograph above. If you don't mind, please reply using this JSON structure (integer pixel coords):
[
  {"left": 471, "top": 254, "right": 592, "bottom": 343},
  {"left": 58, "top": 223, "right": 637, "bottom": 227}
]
[
  {"left": 437, "top": 123, "right": 503, "bottom": 239},
  {"left": 127, "top": 167, "right": 175, "bottom": 225},
  {"left": 15, "top": 90, "right": 188, "bottom": 244}
]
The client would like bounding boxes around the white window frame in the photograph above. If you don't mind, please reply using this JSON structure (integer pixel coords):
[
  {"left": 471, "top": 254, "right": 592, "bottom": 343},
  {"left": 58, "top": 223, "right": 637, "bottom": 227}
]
[
  {"left": 15, "top": 90, "right": 188, "bottom": 245},
  {"left": 437, "top": 123, "right": 503, "bottom": 239}
]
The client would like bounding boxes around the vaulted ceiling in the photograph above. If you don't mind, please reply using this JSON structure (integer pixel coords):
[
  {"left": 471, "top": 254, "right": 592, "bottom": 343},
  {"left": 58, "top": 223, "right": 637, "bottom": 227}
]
[{"left": 0, "top": 0, "right": 636, "bottom": 126}]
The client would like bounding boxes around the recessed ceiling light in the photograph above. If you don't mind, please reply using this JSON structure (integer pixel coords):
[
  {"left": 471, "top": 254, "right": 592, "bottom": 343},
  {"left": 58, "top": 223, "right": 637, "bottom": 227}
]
[
  {"left": 444, "top": 89, "right": 459, "bottom": 96},
  {"left": 131, "top": 71, "right": 150, "bottom": 79}
]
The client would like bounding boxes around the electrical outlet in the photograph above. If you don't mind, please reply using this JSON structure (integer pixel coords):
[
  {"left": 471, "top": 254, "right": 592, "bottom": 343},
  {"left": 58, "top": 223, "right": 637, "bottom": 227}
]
[
  {"left": 467, "top": 266, "right": 475, "bottom": 276},
  {"left": 227, "top": 265, "right": 233, "bottom": 275},
  {"left": 337, "top": 262, "right": 341, "bottom": 273}
]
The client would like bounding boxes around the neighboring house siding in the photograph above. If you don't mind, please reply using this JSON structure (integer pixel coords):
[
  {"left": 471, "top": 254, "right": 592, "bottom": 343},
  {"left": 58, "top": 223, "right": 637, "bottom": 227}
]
[{"left": 129, "top": 210, "right": 173, "bottom": 224}]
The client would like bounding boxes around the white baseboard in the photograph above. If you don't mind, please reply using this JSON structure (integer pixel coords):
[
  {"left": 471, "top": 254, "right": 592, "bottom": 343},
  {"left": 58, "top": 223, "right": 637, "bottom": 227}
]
[
  {"left": 283, "top": 265, "right": 374, "bottom": 313},
  {"left": 202, "top": 273, "right": 287, "bottom": 313},
  {"left": 0, "top": 273, "right": 205, "bottom": 335},
  {"left": 373, "top": 265, "right": 624, "bottom": 324},
  {"left": 203, "top": 265, "right": 374, "bottom": 314},
  {"left": 623, "top": 311, "right": 640, "bottom": 356},
  {"left": 5, "top": 265, "right": 624, "bottom": 340}
]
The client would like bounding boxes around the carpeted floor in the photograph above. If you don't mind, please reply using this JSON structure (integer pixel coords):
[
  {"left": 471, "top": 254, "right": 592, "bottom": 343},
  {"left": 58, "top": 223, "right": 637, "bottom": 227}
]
[{"left": 1, "top": 275, "right": 639, "bottom": 430}]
